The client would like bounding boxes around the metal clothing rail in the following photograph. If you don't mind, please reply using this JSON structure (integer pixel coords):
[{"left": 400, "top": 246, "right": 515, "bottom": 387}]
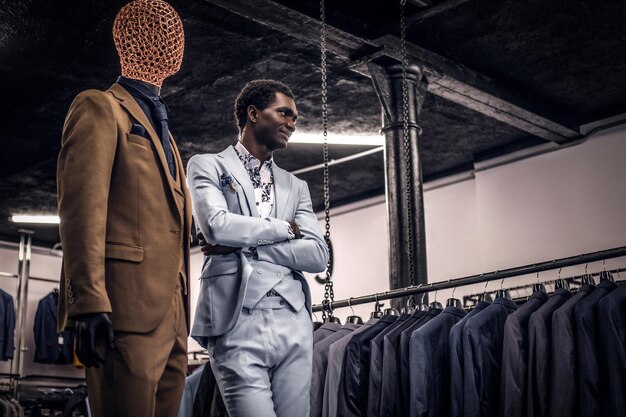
[{"left": 312, "top": 246, "right": 626, "bottom": 312}]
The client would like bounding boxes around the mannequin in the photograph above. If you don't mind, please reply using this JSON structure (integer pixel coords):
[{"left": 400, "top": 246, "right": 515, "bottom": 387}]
[{"left": 56, "top": 1, "right": 191, "bottom": 416}]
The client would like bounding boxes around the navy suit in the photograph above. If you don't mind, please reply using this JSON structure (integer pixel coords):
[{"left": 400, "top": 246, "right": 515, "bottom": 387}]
[
  {"left": 379, "top": 312, "right": 424, "bottom": 417},
  {"left": 548, "top": 284, "right": 595, "bottom": 417},
  {"left": 449, "top": 301, "right": 489, "bottom": 417},
  {"left": 338, "top": 314, "right": 397, "bottom": 417},
  {"left": 366, "top": 314, "right": 408, "bottom": 417},
  {"left": 399, "top": 309, "right": 440, "bottom": 416},
  {"left": 598, "top": 283, "right": 626, "bottom": 417},
  {"left": 500, "top": 291, "right": 548, "bottom": 417},
  {"left": 0, "top": 289, "right": 15, "bottom": 361},
  {"left": 408, "top": 306, "right": 466, "bottom": 417},
  {"left": 34, "top": 291, "right": 74, "bottom": 364},
  {"left": 574, "top": 279, "right": 617, "bottom": 417},
  {"left": 463, "top": 297, "right": 517, "bottom": 417},
  {"left": 526, "top": 289, "right": 572, "bottom": 417}
]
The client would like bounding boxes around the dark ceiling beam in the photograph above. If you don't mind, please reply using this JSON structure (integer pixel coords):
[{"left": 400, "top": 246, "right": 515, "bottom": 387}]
[
  {"left": 372, "top": 0, "right": 473, "bottom": 38},
  {"left": 204, "top": 0, "right": 581, "bottom": 143}
]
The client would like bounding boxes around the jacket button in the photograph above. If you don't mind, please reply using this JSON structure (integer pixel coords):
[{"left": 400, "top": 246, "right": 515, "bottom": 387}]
[
  {"left": 257, "top": 269, "right": 263, "bottom": 274},
  {"left": 277, "top": 273, "right": 283, "bottom": 278}
]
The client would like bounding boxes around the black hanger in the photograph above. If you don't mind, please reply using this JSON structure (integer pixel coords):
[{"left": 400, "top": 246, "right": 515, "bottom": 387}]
[
  {"left": 326, "top": 316, "right": 341, "bottom": 324},
  {"left": 533, "top": 283, "right": 546, "bottom": 293},
  {"left": 401, "top": 296, "right": 416, "bottom": 314},
  {"left": 370, "top": 295, "right": 384, "bottom": 319},
  {"left": 446, "top": 286, "right": 462, "bottom": 308},
  {"left": 580, "top": 273, "right": 595, "bottom": 286},
  {"left": 446, "top": 298, "right": 462, "bottom": 308},
  {"left": 383, "top": 307, "right": 400, "bottom": 316},
  {"left": 345, "top": 298, "right": 363, "bottom": 324},
  {"left": 555, "top": 278, "right": 570, "bottom": 290},
  {"left": 599, "top": 271, "right": 614, "bottom": 282}
]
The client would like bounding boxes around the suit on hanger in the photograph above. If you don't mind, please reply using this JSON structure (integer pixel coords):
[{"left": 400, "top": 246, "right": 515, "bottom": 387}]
[
  {"left": 548, "top": 284, "right": 595, "bottom": 417},
  {"left": 311, "top": 324, "right": 361, "bottom": 417},
  {"left": 463, "top": 297, "right": 517, "bottom": 417},
  {"left": 57, "top": 83, "right": 192, "bottom": 417},
  {"left": 378, "top": 312, "right": 424, "bottom": 417},
  {"left": 366, "top": 314, "right": 408, "bottom": 417},
  {"left": 574, "top": 279, "right": 617, "bottom": 417},
  {"left": 33, "top": 291, "right": 74, "bottom": 364},
  {"left": 408, "top": 306, "right": 466, "bottom": 417},
  {"left": 449, "top": 301, "right": 490, "bottom": 417},
  {"left": 597, "top": 283, "right": 626, "bottom": 417},
  {"left": 526, "top": 289, "right": 572, "bottom": 417},
  {"left": 323, "top": 319, "right": 378, "bottom": 417},
  {"left": 399, "top": 309, "right": 441, "bottom": 416},
  {"left": 0, "top": 289, "right": 15, "bottom": 361},
  {"left": 338, "top": 314, "right": 398, "bottom": 417},
  {"left": 500, "top": 291, "right": 548, "bottom": 417},
  {"left": 314, "top": 322, "right": 343, "bottom": 345}
]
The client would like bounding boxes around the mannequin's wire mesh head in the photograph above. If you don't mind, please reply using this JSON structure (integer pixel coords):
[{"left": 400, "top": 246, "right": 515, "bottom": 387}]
[{"left": 113, "top": 0, "right": 184, "bottom": 87}]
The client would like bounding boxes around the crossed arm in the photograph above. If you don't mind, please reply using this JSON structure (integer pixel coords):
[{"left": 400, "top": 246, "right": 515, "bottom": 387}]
[{"left": 187, "top": 155, "right": 329, "bottom": 273}]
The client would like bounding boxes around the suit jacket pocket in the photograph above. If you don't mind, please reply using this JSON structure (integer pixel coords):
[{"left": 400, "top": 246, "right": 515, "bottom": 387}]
[
  {"left": 105, "top": 242, "right": 144, "bottom": 263},
  {"left": 127, "top": 134, "right": 150, "bottom": 149}
]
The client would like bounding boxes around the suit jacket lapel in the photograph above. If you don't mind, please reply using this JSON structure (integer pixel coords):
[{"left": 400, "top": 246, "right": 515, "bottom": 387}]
[
  {"left": 272, "top": 165, "right": 292, "bottom": 220},
  {"left": 219, "top": 146, "right": 259, "bottom": 218},
  {"left": 108, "top": 83, "right": 182, "bottom": 222}
]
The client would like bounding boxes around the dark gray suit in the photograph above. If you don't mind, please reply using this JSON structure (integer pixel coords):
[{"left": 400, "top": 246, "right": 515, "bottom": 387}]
[
  {"left": 575, "top": 279, "right": 617, "bottom": 417},
  {"left": 311, "top": 324, "right": 361, "bottom": 417},
  {"left": 598, "top": 283, "right": 626, "bottom": 417},
  {"left": 500, "top": 291, "right": 548, "bottom": 417},
  {"left": 379, "top": 313, "right": 425, "bottom": 417},
  {"left": 366, "top": 314, "right": 409, "bottom": 417},
  {"left": 338, "top": 315, "right": 398, "bottom": 417},
  {"left": 463, "top": 297, "right": 517, "bottom": 417},
  {"left": 399, "top": 309, "right": 440, "bottom": 416},
  {"left": 408, "top": 306, "right": 466, "bottom": 417},
  {"left": 324, "top": 319, "right": 378, "bottom": 417},
  {"left": 548, "top": 284, "right": 595, "bottom": 417},
  {"left": 449, "top": 301, "right": 489, "bottom": 417},
  {"left": 314, "top": 322, "right": 342, "bottom": 345},
  {"left": 526, "top": 289, "right": 572, "bottom": 417}
]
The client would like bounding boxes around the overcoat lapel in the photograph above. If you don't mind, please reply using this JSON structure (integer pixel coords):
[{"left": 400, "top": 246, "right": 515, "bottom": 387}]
[{"left": 272, "top": 165, "right": 292, "bottom": 220}]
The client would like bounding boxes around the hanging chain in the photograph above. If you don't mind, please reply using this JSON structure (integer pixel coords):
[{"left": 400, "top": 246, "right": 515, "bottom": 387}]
[
  {"left": 320, "top": 0, "right": 334, "bottom": 321},
  {"left": 400, "top": 0, "right": 416, "bottom": 302}
]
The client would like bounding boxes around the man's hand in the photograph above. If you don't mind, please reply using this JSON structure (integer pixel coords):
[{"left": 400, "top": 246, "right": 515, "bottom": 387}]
[
  {"left": 197, "top": 232, "right": 240, "bottom": 255},
  {"left": 288, "top": 221, "right": 302, "bottom": 239},
  {"left": 74, "top": 312, "right": 114, "bottom": 368}
]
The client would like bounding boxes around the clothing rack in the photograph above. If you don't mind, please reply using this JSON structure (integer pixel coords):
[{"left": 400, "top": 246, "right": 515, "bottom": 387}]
[
  {"left": 462, "top": 267, "right": 625, "bottom": 306},
  {"left": 0, "top": 231, "right": 83, "bottom": 399},
  {"left": 312, "top": 246, "right": 626, "bottom": 312}
]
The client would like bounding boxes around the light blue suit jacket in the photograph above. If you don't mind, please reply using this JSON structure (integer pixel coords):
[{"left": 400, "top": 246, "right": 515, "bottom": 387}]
[{"left": 187, "top": 145, "right": 329, "bottom": 340}]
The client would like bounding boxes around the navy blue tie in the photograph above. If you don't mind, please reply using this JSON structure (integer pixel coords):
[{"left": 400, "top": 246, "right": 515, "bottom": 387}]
[{"left": 151, "top": 98, "right": 176, "bottom": 179}]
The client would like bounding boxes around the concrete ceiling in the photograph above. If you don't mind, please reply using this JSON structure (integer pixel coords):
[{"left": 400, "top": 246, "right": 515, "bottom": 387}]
[{"left": 0, "top": 0, "right": 624, "bottom": 246}]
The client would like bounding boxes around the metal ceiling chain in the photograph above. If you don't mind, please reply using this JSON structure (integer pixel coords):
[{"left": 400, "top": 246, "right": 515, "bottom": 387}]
[
  {"left": 320, "top": 0, "right": 334, "bottom": 321},
  {"left": 400, "top": 0, "right": 416, "bottom": 297}
]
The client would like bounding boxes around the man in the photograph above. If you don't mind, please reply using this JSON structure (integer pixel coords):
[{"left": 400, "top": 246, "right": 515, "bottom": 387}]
[
  {"left": 187, "top": 79, "right": 329, "bottom": 417},
  {"left": 56, "top": 1, "right": 191, "bottom": 416}
]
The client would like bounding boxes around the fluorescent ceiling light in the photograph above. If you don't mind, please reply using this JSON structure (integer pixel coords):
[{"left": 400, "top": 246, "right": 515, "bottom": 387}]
[
  {"left": 289, "top": 133, "right": 383, "bottom": 146},
  {"left": 10, "top": 215, "right": 60, "bottom": 224}
]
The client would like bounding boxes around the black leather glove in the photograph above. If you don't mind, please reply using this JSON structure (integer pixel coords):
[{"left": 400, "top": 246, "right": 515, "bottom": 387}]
[{"left": 74, "top": 312, "right": 115, "bottom": 368}]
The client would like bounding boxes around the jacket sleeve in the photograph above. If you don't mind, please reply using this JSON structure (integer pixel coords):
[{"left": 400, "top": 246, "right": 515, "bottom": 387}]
[
  {"left": 187, "top": 155, "right": 291, "bottom": 247},
  {"left": 57, "top": 90, "right": 115, "bottom": 317},
  {"left": 255, "top": 182, "right": 329, "bottom": 273}
]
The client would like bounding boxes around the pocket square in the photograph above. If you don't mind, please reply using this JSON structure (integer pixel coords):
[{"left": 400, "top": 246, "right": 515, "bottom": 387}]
[
  {"left": 220, "top": 173, "right": 238, "bottom": 192},
  {"left": 129, "top": 123, "right": 148, "bottom": 138}
]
